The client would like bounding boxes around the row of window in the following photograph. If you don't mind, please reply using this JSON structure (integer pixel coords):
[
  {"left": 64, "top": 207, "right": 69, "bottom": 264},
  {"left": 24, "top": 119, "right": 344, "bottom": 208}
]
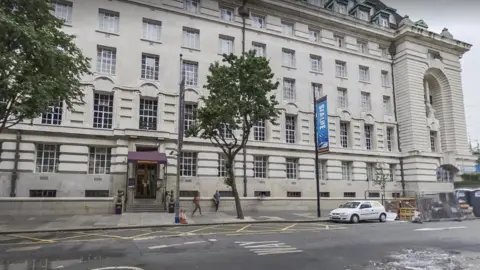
[
  {"left": 36, "top": 144, "right": 111, "bottom": 174},
  {"left": 306, "top": 0, "right": 393, "bottom": 28},
  {"left": 34, "top": 143, "right": 394, "bottom": 180},
  {"left": 53, "top": 0, "right": 391, "bottom": 54},
  {"left": 283, "top": 51, "right": 390, "bottom": 85},
  {"left": 94, "top": 42, "right": 390, "bottom": 89},
  {"left": 339, "top": 123, "right": 396, "bottom": 151},
  {"left": 42, "top": 95, "right": 395, "bottom": 151},
  {"left": 28, "top": 189, "right": 400, "bottom": 199},
  {"left": 54, "top": 2, "right": 391, "bottom": 84},
  {"left": 180, "top": 152, "right": 396, "bottom": 181},
  {"left": 29, "top": 189, "right": 109, "bottom": 197}
]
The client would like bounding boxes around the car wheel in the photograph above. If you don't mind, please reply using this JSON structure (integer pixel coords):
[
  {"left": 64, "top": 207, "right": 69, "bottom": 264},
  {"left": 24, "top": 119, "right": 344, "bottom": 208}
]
[
  {"left": 379, "top": 213, "right": 387, "bottom": 223},
  {"left": 350, "top": 214, "right": 359, "bottom": 224}
]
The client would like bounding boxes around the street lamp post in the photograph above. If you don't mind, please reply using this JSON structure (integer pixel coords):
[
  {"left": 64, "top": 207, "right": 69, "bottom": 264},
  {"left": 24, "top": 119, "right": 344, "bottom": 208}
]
[
  {"left": 239, "top": 1, "right": 249, "bottom": 198},
  {"left": 174, "top": 54, "right": 186, "bottom": 224}
]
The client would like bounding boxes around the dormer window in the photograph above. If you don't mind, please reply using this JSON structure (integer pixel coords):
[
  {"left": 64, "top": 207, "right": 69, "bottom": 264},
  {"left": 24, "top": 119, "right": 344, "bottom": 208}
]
[
  {"left": 371, "top": 10, "right": 391, "bottom": 28},
  {"left": 349, "top": 3, "right": 372, "bottom": 22},
  {"left": 378, "top": 16, "right": 389, "bottom": 27},
  {"left": 307, "top": 0, "right": 326, "bottom": 7},
  {"left": 334, "top": 2, "right": 347, "bottom": 14},
  {"left": 357, "top": 10, "right": 369, "bottom": 21}
]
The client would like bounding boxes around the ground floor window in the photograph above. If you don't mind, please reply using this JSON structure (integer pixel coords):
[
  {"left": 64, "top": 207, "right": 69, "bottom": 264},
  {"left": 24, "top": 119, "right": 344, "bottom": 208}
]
[
  {"left": 254, "top": 191, "right": 270, "bottom": 197},
  {"left": 30, "top": 190, "right": 56, "bottom": 197},
  {"left": 180, "top": 190, "right": 198, "bottom": 197},
  {"left": 85, "top": 190, "right": 110, "bottom": 197}
]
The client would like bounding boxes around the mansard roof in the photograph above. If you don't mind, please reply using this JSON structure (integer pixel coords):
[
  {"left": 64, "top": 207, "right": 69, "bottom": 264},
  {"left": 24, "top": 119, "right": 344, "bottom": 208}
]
[{"left": 363, "top": 0, "right": 403, "bottom": 28}]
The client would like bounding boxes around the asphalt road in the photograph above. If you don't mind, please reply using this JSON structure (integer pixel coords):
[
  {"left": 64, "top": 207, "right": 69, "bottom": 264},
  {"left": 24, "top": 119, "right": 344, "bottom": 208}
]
[{"left": 2, "top": 220, "right": 480, "bottom": 269}]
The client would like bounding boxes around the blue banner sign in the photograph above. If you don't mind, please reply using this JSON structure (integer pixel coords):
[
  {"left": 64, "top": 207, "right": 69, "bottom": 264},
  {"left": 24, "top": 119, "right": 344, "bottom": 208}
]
[{"left": 315, "top": 96, "right": 329, "bottom": 153}]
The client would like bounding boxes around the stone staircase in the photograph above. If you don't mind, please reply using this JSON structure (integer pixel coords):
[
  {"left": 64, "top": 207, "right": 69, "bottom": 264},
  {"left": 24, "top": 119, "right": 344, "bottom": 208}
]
[{"left": 127, "top": 199, "right": 165, "bottom": 213}]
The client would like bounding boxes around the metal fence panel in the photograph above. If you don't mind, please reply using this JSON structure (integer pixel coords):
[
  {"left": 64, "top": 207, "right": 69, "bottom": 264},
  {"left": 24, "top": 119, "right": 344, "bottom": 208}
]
[{"left": 416, "top": 192, "right": 464, "bottom": 222}]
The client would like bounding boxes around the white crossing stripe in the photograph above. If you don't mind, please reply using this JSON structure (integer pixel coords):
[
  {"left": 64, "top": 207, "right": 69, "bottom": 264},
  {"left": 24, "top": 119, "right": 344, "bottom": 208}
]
[
  {"left": 415, "top": 226, "right": 466, "bottom": 232},
  {"left": 148, "top": 244, "right": 182, "bottom": 250},
  {"left": 235, "top": 241, "right": 302, "bottom": 256},
  {"left": 148, "top": 240, "right": 207, "bottom": 250},
  {"left": 183, "top": 241, "right": 206, "bottom": 245}
]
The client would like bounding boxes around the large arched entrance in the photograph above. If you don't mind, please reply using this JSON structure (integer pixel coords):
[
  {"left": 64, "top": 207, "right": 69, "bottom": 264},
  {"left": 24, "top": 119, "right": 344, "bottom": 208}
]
[{"left": 423, "top": 68, "right": 452, "bottom": 152}]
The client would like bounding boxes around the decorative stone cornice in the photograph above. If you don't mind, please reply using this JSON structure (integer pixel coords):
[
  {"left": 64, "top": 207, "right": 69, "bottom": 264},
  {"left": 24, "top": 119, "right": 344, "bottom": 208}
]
[{"left": 395, "top": 25, "right": 472, "bottom": 55}]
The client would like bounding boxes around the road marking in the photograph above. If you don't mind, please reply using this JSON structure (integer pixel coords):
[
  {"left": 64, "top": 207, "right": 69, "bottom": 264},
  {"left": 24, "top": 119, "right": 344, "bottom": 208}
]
[
  {"left": 235, "top": 241, "right": 302, "bottom": 256},
  {"left": 236, "top": 241, "right": 279, "bottom": 246},
  {"left": 236, "top": 224, "right": 251, "bottom": 232},
  {"left": 148, "top": 243, "right": 183, "bottom": 250},
  {"left": 9, "top": 234, "right": 55, "bottom": 243},
  {"left": 6, "top": 246, "right": 42, "bottom": 252},
  {"left": 208, "top": 239, "right": 217, "bottom": 242},
  {"left": 183, "top": 241, "right": 206, "bottom": 245},
  {"left": 92, "top": 267, "right": 144, "bottom": 270},
  {"left": 415, "top": 226, "right": 467, "bottom": 232},
  {"left": 185, "top": 225, "right": 218, "bottom": 234},
  {"left": 148, "top": 240, "right": 208, "bottom": 250},
  {"left": 281, "top": 223, "right": 297, "bottom": 231},
  {"left": 227, "top": 231, "right": 293, "bottom": 236},
  {"left": 74, "top": 232, "right": 129, "bottom": 240},
  {"left": 255, "top": 248, "right": 303, "bottom": 256}
]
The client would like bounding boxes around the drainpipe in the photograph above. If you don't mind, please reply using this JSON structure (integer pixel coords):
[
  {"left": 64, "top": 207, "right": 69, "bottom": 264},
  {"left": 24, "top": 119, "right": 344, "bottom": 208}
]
[
  {"left": 10, "top": 131, "right": 20, "bottom": 197},
  {"left": 389, "top": 43, "right": 406, "bottom": 197}
]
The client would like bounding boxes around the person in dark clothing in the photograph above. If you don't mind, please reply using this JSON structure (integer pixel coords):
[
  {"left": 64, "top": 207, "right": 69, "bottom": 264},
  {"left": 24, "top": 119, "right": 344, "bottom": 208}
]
[{"left": 213, "top": 190, "right": 221, "bottom": 212}]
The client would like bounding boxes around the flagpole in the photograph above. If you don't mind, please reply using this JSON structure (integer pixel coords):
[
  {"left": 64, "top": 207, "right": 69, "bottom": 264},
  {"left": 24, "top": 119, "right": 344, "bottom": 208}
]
[
  {"left": 313, "top": 89, "right": 321, "bottom": 218},
  {"left": 175, "top": 54, "right": 185, "bottom": 223}
]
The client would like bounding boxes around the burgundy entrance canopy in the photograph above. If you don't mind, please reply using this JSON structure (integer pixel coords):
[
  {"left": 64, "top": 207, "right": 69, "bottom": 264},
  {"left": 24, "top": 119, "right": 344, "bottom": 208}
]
[{"left": 127, "top": 151, "right": 167, "bottom": 164}]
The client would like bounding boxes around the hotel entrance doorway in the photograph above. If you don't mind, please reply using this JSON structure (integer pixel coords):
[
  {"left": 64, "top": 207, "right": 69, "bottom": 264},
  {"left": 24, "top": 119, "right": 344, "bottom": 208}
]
[{"left": 135, "top": 162, "right": 157, "bottom": 198}]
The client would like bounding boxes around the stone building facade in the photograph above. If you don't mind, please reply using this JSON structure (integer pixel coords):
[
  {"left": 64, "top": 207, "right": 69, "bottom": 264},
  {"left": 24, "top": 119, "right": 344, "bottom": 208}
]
[{"left": 0, "top": 0, "right": 474, "bottom": 212}]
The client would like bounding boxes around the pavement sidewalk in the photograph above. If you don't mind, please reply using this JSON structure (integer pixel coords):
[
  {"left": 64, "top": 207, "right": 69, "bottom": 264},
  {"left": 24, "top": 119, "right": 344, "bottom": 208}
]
[{"left": 0, "top": 210, "right": 330, "bottom": 234}]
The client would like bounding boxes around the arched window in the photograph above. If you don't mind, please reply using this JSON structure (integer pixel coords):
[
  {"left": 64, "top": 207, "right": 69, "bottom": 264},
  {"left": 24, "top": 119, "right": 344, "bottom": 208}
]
[{"left": 436, "top": 165, "right": 458, "bottom": 183}]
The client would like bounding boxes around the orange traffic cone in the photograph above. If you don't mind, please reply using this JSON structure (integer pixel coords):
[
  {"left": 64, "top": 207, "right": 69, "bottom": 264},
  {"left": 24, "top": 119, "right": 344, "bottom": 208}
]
[{"left": 180, "top": 209, "right": 188, "bottom": 224}]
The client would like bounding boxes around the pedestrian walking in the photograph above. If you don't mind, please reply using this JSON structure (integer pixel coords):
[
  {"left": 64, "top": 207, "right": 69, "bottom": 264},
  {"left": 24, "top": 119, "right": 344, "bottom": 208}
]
[
  {"left": 213, "top": 190, "right": 221, "bottom": 212},
  {"left": 192, "top": 192, "right": 202, "bottom": 217}
]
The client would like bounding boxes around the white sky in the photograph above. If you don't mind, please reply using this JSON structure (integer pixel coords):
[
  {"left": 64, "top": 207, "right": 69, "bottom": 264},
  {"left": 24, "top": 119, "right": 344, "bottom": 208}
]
[{"left": 382, "top": 0, "right": 479, "bottom": 147}]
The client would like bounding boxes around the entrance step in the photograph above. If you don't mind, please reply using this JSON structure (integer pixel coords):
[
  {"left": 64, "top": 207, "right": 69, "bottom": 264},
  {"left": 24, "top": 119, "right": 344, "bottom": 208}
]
[{"left": 127, "top": 199, "right": 165, "bottom": 212}]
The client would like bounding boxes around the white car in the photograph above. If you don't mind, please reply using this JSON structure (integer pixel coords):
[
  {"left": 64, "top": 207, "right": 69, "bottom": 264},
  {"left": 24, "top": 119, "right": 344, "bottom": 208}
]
[{"left": 329, "top": 200, "right": 387, "bottom": 223}]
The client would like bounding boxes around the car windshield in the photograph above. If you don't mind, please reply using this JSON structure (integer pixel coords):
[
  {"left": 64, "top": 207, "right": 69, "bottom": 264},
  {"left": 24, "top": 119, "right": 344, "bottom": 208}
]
[{"left": 340, "top": 202, "right": 361, "bottom": 208}]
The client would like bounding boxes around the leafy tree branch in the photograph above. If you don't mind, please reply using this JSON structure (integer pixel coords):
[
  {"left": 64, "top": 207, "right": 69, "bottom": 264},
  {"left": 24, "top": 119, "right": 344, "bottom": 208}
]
[
  {"left": 0, "top": 0, "right": 92, "bottom": 133},
  {"left": 186, "top": 51, "right": 279, "bottom": 219}
]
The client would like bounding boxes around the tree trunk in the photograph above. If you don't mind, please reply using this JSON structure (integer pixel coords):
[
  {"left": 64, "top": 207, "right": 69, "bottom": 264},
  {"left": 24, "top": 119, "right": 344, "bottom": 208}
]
[{"left": 228, "top": 158, "right": 244, "bottom": 219}]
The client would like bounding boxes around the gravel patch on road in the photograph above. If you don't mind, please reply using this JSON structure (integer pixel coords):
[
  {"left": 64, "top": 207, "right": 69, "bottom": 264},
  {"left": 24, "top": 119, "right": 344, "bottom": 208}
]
[{"left": 352, "top": 248, "right": 480, "bottom": 269}]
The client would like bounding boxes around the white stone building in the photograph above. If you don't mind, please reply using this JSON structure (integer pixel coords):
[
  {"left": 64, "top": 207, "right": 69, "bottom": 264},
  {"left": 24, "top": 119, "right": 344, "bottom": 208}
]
[{"left": 0, "top": 0, "right": 475, "bottom": 213}]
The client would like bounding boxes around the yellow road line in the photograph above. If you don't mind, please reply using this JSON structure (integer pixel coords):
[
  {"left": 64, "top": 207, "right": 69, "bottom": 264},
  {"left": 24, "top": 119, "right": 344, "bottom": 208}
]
[
  {"left": 64, "top": 238, "right": 111, "bottom": 243},
  {"left": 248, "top": 225, "right": 288, "bottom": 230},
  {"left": 53, "top": 234, "right": 94, "bottom": 241},
  {"left": 185, "top": 225, "right": 218, "bottom": 234},
  {"left": 73, "top": 232, "right": 129, "bottom": 240},
  {"left": 128, "top": 230, "right": 188, "bottom": 240},
  {"left": 281, "top": 223, "right": 298, "bottom": 231},
  {"left": 236, "top": 224, "right": 251, "bottom": 233},
  {"left": 9, "top": 234, "right": 55, "bottom": 243}
]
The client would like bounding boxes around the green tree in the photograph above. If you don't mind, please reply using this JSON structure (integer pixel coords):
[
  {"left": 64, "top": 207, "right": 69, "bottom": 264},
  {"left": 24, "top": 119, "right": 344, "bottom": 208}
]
[
  {"left": 186, "top": 51, "right": 280, "bottom": 219},
  {"left": 373, "top": 162, "right": 392, "bottom": 203},
  {"left": 0, "top": 0, "right": 91, "bottom": 133}
]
